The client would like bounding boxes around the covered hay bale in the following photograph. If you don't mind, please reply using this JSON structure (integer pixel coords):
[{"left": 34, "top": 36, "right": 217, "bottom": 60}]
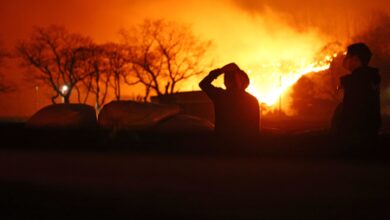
[
  {"left": 98, "top": 101, "right": 181, "bottom": 132},
  {"left": 26, "top": 104, "right": 97, "bottom": 129},
  {"left": 152, "top": 114, "right": 214, "bottom": 134}
]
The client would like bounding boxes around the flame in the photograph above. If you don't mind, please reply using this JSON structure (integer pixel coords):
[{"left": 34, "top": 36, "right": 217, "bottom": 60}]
[
  {"left": 182, "top": 54, "right": 336, "bottom": 108},
  {"left": 246, "top": 59, "right": 332, "bottom": 106},
  {"left": 136, "top": 1, "right": 344, "bottom": 109}
]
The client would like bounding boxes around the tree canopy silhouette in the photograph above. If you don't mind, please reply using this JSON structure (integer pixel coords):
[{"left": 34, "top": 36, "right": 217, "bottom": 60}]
[
  {"left": 121, "top": 19, "right": 212, "bottom": 101},
  {"left": 16, "top": 20, "right": 213, "bottom": 106},
  {"left": 0, "top": 44, "right": 12, "bottom": 93},
  {"left": 16, "top": 25, "right": 94, "bottom": 104},
  {"left": 102, "top": 43, "right": 138, "bottom": 101}
]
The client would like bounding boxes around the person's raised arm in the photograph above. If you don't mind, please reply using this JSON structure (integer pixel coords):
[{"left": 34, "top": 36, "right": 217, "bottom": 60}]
[
  {"left": 199, "top": 68, "right": 223, "bottom": 91},
  {"left": 199, "top": 63, "right": 239, "bottom": 91},
  {"left": 199, "top": 68, "right": 223, "bottom": 100}
]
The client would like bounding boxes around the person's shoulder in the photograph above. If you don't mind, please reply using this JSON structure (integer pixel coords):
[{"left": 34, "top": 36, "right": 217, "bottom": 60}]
[
  {"left": 356, "top": 66, "right": 379, "bottom": 75},
  {"left": 366, "top": 66, "right": 379, "bottom": 73},
  {"left": 245, "top": 92, "right": 259, "bottom": 103},
  {"left": 341, "top": 73, "right": 352, "bottom": 81},
  {"left": 340, "top": 72, "right": 355, "bottom": 87},
  {"left": 367, "top": 66, "right": 380, "bottom": 77},
  {"left": 213, "top": 87, "right": 225, "bottom": 94},
  {"left": 360, "top": 66, "right": 380, "bottom": 83},
  {"left": 368, "top": 66, "right": 381, "bottom": 84},
  {"left": 204, "top": 85, "right": 225, "bottom": 94},
  {"left": 209, "top": 87, "right": 225, "bottom": 97}
]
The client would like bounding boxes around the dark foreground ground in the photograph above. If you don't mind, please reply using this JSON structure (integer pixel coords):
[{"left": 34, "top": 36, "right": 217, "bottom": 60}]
[{"left": 1, "top": 122, "right": 390, "bottom": 219}]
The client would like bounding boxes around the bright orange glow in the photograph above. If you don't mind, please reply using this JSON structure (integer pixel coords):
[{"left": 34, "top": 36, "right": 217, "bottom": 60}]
[
  {"left": 182, "top": 54, "right": 336, "bottom": 108},
  {"left": 2, "top": 0, "right": 374, "bottom": 117},
  {"left": 246, "top": 59, "right": 332, "bottom": 106},
  {"left": 170, "top": 1, "right": 341, "bottom": 109}
]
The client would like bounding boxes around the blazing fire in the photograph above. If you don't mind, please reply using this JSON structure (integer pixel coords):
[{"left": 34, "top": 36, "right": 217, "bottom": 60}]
[
  {"left": 246, "top": 53, "right": 337, "bottom": 106},
  {"left": 183, "top": 52, "right": 338, "bottom": 108},
  {"left": 172, "top": 1, "right": 343, "bottom": 109}
]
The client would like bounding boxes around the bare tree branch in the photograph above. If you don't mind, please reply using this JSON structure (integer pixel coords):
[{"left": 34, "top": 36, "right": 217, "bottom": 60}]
[
  {"left": 16, "top": 25, "right": 93, "bottom": 104},
  {"left": 121, "top": 19, "right": 212, "bottom": 100},
  {"left": 0, "top": 45, "right": 14, "bottom": 93}
]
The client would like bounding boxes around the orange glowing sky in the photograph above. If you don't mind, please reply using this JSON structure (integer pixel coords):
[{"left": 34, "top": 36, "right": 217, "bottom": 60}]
[{"left": 0, "top": 0, "right": 389, "bottom": 117}]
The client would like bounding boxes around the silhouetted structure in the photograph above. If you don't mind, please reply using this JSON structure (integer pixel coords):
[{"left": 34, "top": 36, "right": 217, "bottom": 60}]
[
  {"left": 26, "top": 104, "right": 97, "bottom": 129},
  {"left": 332, "top": 43, "right": 381, "bottom": 144},
  {"left": 199, "top": 63, "right": 259, "bottom": 142},
  {"left": 151, "top": 91, "right": 214, "bottom": 123},
  {"left": 98, "top": 100, "right": 213, "bottom": 134}
]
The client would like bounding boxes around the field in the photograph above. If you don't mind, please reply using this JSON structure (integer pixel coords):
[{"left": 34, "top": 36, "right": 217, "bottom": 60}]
[{"left": 1, "top": 120, "right": 390, "bottom": 219}]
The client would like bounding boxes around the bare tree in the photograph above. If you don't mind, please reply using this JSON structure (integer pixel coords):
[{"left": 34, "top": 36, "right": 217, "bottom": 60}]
[
  {"left": 73, "top": 43, "right": 139, "bottom": 111},
  {"left": 16, "top": 25, "right": 94, "bottom": 104},
  {"left": 102, "top": 43, "right": 138, "bottom": 101},
  {"left": 0, "top": 44, "right": 13, "bottom": 93},
  {"left": 121, "top": 19, "right": 212, "bottom": 101},
  {"left": 0, "top": 73, "right": 10, "bottom": 93},
  {"left": 76, "top": 45, "right": 111, "bottom": 111}
]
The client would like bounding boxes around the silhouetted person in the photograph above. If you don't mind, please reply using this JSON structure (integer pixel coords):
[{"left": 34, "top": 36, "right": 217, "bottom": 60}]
[
  {"left": 332, "top": 43, "right": 381, "bottom": 145},
  {"left": 199, "top": 63, "right": 260, "bottom": 142}
]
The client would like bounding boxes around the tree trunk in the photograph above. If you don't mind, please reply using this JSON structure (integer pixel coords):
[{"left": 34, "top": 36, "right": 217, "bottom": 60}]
[
  {"left": 116, "top": 77, "right": 121, "bottom": 100},
  {"left": 51, "top": 93, "right": 59, "bottom": 104},
  {"left": 94, "top": 69, "right": 100, "bottom": 111},
  {"left": 63, "top": 95, "right": 70, "bottom": 104}
]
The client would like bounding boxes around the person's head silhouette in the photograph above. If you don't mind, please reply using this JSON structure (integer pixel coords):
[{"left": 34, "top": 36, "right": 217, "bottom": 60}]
[
  {"left": 222, "top": 63, "right": 250, "bottom": 91},
  {"left": 343, "top": 43, "right": 372, "bottom": 71}
]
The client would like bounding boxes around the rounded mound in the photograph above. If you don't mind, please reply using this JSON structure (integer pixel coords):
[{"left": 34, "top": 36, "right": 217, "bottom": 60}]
[
  {"left": 26, "top": 104, "right": 97, "bottom": 129},
  {"left": 98, "top": 101, "right": 181, "bottom": 132}
]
